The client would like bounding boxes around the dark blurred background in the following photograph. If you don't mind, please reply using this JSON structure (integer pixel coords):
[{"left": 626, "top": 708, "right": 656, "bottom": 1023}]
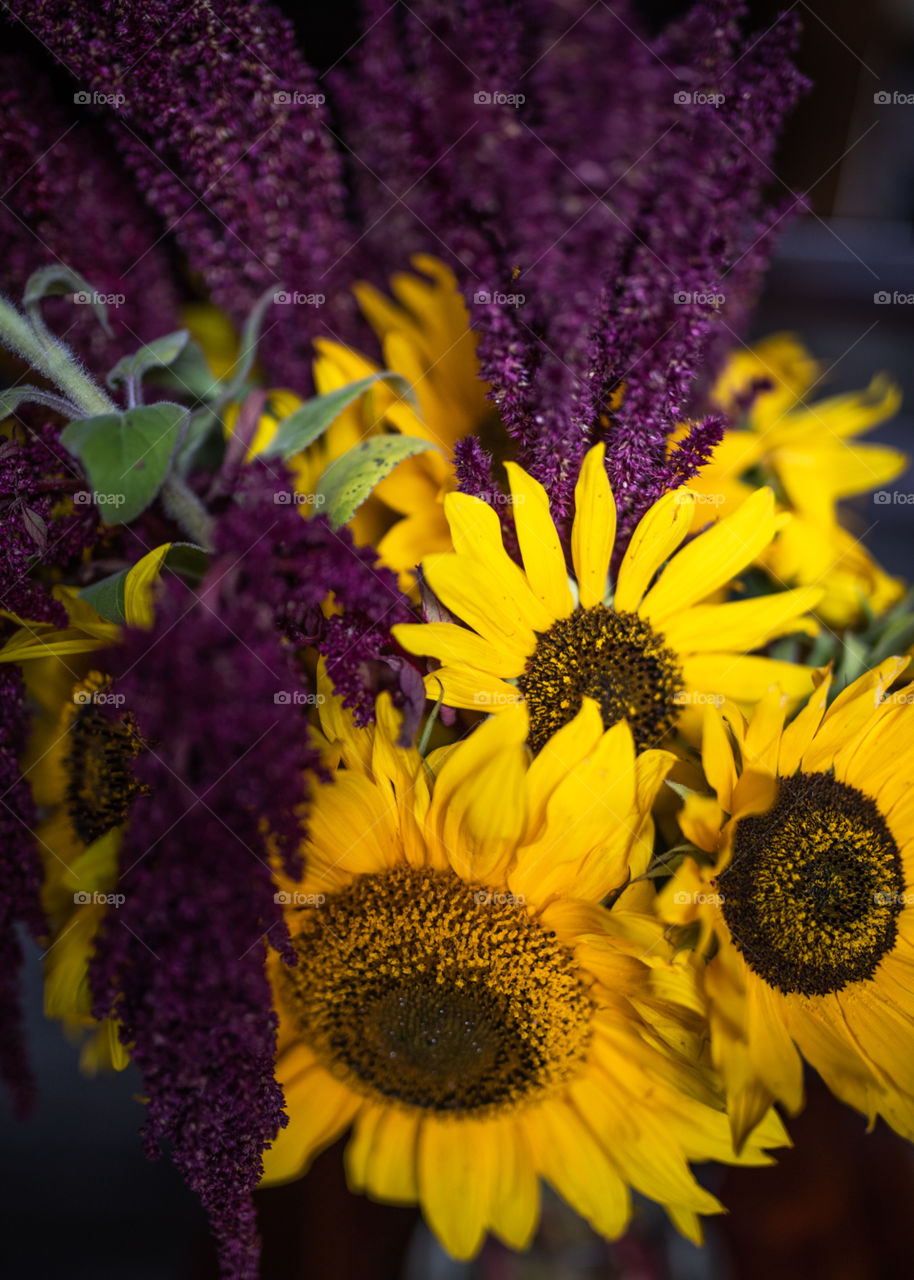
[{"left": 2, "top": 1, "right": 913, "bottom": 1278}]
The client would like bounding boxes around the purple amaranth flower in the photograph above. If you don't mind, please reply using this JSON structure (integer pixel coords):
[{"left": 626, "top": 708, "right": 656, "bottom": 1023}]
[
  {"left": 453, "top": 435, "right": 495, "bottom": 503},
  {"left": 4, "top": 1, "right": 356, "bottom": 390},
  {"left": 0, "top": 422, "right": 99, "bottom": 627},
  {"left": 0, "top": 52, "right": 182, "bottom": 373},
  {"left": 91, "top": 464, "right": 415, "bottom": 1278},
  {"left": 0, "top": 664, "right": 44, "bottom": 1116},
  {"left": 333, "top": 0, "right": 806, "bottom": 542}
]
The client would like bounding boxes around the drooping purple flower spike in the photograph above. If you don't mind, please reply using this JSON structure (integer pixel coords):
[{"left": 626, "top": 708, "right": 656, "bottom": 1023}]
[
  {"left": 92, "top": 465, "right": 416, "bottom": 1278},
  {"left": 332, "top": 0, "right": 807, "bottom": 539},
  {"left": 0, "top": 421, "right": 100, "bottom": 628},
  {"left": 5, "top": 0, "right": 356, "bottom": 389}
]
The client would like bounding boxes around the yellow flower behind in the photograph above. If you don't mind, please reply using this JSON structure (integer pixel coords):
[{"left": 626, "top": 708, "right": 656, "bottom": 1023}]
[
  {"left": 663, "top": 657, "right": 914, "bottom": 1148},
  {"left": 310, "top": 255, "right": 492, "bottom": 578},
  {"left": 264, "top": 677, "right": 787, "bottom": 1256},
  {"left": 681, "top": 334, "right": 906, "bottom": 625},
  {"left": 2, "top": 552, "right": 174, "bottom": 1071},
  {"left": 394, "top": 444, "right": 822, "bottom": 751},
  {"left": 212, "top": 257, "right": 493, "bottom": 579}
]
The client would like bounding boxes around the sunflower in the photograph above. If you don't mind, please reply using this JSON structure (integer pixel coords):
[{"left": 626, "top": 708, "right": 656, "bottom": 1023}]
[
  {"left": 0, "top": 552, "right": 171, "bottom": 1069},
  {"left": 662, "top": 656, "right": 914, "bottom": 1148},
  {"left": 18, "top": 662, "right": 142, "bottom": 1071},
  {"left": 679, "top": 333, "right": 906, "bottom": 626},
  {"left": 263, "top": 679, "right": 787, "bottom": 1256},
  {"left": 393, "top": 444, "right": 822, "bottom": 753}
]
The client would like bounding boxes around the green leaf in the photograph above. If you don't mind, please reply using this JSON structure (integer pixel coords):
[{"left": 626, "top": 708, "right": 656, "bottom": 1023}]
[
  {"left": 78, "top": 540, "right": 209, "bottom": 624},
  {"left": 60, "top": 401, "right": 188, "bottom": 523},
  {"left": 217, "top": 286, "right": 280, "bottom": 405},
  {"left": 0, "top": 385, "right": 80, "bottom": 419},
  {"left": 260, "top": 372, "right": 418, "bottom": 461},
  {"left": 23, "top": 264, "right": 112, "bottom": 337},
  {"left": 317, "top": 435, "right": 441, "bottom": 529},
  {"left": 78, "top": 569, "right": 128, "bottom": 623},
  {"left": 163, "top": 541, "right": 209, "bottom": 583},
  {"left": 147, "top": 336, "right": 224, "bottom": 402},
  {"left": 106, "top": 330, "right": 190, "bottom": 392}
]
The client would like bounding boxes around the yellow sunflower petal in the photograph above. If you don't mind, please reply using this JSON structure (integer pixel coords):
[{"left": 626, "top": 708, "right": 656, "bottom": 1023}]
[
  {"left": 524, "top": 1097, "right": 631, "bottom": 1239},
  {"left": 571, "top": 1072, "right": 722, "bottom": 1214},
  {"left": 503, "top": 460, "right": 574, "bottom": 619},
  {"left": 777, "top": 669, "right": 831, "bottom": 776},
  {"left": 702, "top": 704, "right": 738, "bottom": 811},
  {"left": 417, "top": 1116, "right": 497, "bottom": 1259},
  {"left": 390, "top": 621, "right": 525, "bottom": 679},
  {"left": 800, "top": 656, "right": 910, "bottom": 774},
  {"left": 661, "top": 588, "right": 821, "bottom": 653},
  {"left": 260, "top": 1067, "right": 361, "bottom": 1185},
  {"left": 613, "top": 490, "right": 694, "bottom": 613},
  {"left": 681, "top": 653, "right": 814, "bottom": 706},
  {"left": 346, "top": 1103, "right": 420, "bottom": 1204},
  {"left": 419, "top": 665, "right": 521, "bottom": 714},
  {"left": 640, "top": 487, "right": 779, "bottom": 622},
  {"left": 418, "top": 553, "right": 538, "bottom": 656},
  {"left": 305, "top": 772, "right": 400, "bottom": 877},
  {"left": 123, "top": 543, "right": 172, "bottom": 629},
  {"left": 425, "top": 703, "right": 529, "bottom": 880},
  {"left": 571, "top": 444, "right": 617, "bottom": 609},
  {"left": 522, "top": 696, "right": 606, "bottom": 838},
  {"left": 510, "top": 717, "right": 642, "bottom": 907},
  {"left": 487, "top": 1121, "right": 540, "bottom": 1250},
  {"left": 745, "top": 971, "right": 804, "bottom": 1114},
  {"left": 443, "top": 493, "right": 555, "bottom": 631}
]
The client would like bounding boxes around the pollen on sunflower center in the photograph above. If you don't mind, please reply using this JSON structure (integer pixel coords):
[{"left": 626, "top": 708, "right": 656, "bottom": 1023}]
[
  {"left": 518, "top": 605, "right": 685, "bottom": 752},
  {"left": 718, "top": 772, "right": 905, "bottom": 997},
  {"left": 282, "top": 865, "right": 592, "bottom": 1115}
]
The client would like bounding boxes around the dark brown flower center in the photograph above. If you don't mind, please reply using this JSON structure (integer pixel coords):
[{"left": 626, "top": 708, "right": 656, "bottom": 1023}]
[
  {"left": 518, "top": 605, "right": 684, "bottom": 752},
  {"left": 719, "top": 772, "right": 905, "bottom": 996},
  {"left": 65, "top": 676, "right": 146, "bottom": 844},
  {"left": 283, "top": 866, "right": 592, "bottom": 1114}
]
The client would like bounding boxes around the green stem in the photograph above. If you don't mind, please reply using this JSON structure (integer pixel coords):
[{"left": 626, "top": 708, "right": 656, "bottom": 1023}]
[
  {"left": 0, "top": 295, "right": 116, "bottom": 418},
  {"left": 160, "top": 472, "right": 215, "bottom": 551}
]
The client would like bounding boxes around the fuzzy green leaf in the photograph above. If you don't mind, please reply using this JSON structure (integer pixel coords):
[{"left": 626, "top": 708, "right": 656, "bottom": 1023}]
[
  {"left": 61, "top": 402, "right": 187, "bottom": 523},
  {"left": 260, "top": 372, "right": 418, "bottom": 461},
  {"left": 106, "top": 330, "right": 190, "bottom": 392},
  {"left": 23, "top": 264, "right": 112, "bottom": 337}
]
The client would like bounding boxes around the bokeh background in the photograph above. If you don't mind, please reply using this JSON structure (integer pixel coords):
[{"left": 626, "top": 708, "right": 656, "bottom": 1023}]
[{"left": 2, "top": 1, "right": 913, "bottom": 1277}]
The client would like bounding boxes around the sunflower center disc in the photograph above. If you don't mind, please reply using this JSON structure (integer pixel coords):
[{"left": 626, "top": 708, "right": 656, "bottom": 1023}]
[
  {"left": 284, "top": 866, "right": 592, "bottom": 1114},
  {"left": 65, "top": 680, "right": 146, "bottom": 844},
  {"left": 718, "top": 772, "right": 905, "bottom": 996},
  {"left": 518, "top": 605, "right": 685, "bottom": 752}
]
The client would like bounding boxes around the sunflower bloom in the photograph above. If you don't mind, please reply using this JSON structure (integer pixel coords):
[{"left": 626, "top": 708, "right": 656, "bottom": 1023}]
[
  {"left": 394, "top": 444, "right": 822, "bottom": 752},
  {"left": 20, "top": 664, "right": 140, "bottom": 1070},
  {"left": 681, "top": 333, "right": 906, "bottom": 625},
  {"left": 663, "top": 656, "right": 914, "bottom": 1148},
  {"left": 264, "top": 683, "right": 786, "bottom": 1256}
]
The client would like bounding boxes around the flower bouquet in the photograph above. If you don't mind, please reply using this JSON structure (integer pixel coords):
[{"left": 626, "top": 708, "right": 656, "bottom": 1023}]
[{"left": 1, "top": 2, "right": 911, "bottom": 1276}]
